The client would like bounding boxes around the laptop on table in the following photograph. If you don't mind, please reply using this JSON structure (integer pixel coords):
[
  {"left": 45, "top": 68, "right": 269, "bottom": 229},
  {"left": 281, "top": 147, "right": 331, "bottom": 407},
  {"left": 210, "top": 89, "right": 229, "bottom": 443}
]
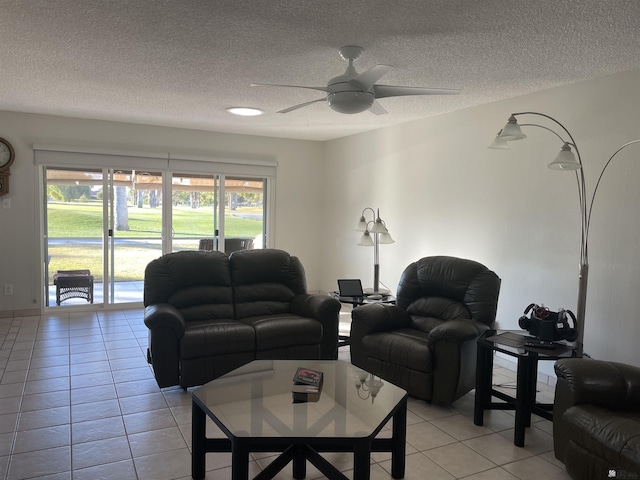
[{"left": 337, "top": 279, "right": 365, "bottom": 302}]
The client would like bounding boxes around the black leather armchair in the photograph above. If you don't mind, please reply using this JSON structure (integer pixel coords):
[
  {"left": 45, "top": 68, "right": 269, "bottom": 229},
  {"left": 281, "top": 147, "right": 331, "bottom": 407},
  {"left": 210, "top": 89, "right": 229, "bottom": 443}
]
[
  {"left": 554, "top": 358, "right": 640, "bottom": 478},
  {"left": 144, "top": 249, "right": 340, "bottom": 388},
  {"left": 350, "top": 256, "right": 501, "bottom": 405}
]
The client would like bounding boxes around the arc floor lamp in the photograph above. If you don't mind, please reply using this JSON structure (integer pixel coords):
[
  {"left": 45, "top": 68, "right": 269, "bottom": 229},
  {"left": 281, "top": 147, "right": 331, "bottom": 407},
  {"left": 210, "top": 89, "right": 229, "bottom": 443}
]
[
  {"left": 356, "top": 207, "right": 394, "bottom": 294},
  {"left": 490, "top": 111, "right": 640, "bottom": 356}
]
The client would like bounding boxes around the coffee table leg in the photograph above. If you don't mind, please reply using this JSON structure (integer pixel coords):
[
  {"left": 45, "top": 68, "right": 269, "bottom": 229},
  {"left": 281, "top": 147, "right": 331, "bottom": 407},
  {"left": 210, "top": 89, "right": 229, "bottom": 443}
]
[
  {"left": 293, "top": 445, "right": 306, "bottom": 479},
  {"left": 391, "top": 398, "right": 407, "bottom": 479},
  {"left": 353, "top": 441, "right": 371, "bottom": 480},
  {"left": 191, "top": 401, "right": 206, "bottom": 480},
  {"left": 231, "top": 440, "right": 250, "bottom": 480}
]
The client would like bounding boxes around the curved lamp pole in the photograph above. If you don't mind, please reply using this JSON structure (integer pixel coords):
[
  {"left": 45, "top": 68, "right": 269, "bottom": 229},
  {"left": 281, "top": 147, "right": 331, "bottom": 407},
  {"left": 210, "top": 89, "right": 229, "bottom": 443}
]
[{"left": 490, "top": 112, "right": 640, "bottom": 356}]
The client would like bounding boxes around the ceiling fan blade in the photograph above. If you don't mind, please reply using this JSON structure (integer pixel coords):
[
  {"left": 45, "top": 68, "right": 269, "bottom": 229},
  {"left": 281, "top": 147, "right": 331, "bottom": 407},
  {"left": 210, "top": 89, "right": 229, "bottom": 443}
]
[
  {"left": 373, "top": 85, "right": 460, "bottom": 99},
  {"left": 251, "top": 83, "right": 330, "bottom": 93},
  {"left": 349, "top": 64, "right": 393, "bottom": 91},
  {"left": 368, "top": 100, "right": 388, "bottom": 115},
  {"left": 277, "top": 98, "right": 326, "bottom": 114}
]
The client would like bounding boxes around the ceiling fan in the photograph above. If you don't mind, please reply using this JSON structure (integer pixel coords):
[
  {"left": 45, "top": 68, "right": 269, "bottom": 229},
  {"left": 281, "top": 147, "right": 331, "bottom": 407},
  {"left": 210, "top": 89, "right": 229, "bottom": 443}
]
[{"left": 251, "top": 45, "right": 460, "bottom": 115}]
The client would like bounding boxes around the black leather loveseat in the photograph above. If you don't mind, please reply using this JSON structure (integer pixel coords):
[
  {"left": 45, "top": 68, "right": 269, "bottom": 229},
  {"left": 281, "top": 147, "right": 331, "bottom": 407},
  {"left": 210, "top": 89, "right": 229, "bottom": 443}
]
[
  {"left": 144, "top": 248, "right": 341, "bottom": 388},
  {"left": 554, "top": 358, "right": 640, "bottom": 479}
]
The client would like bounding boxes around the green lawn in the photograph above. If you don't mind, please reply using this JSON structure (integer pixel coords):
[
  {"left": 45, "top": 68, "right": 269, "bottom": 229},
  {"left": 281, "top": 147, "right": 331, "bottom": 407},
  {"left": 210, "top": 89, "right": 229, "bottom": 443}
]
[
  {"left": 47, "top": 201, "right": 263, "bottom": 282},
  {"left": 47, "top": 201, "right": 263, "bottom": 238}
]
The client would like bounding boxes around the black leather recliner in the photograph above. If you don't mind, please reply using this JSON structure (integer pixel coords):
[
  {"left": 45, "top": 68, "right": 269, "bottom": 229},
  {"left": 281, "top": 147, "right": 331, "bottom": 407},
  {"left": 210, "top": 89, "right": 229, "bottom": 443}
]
[
  {"left": 350, "top": 256, "right": 501, "bottom": 405},
  {"left": 554, "top": 358, "right": 640, "bottom": 478},
  {"left": 144, "top": 249, "right": 341, "bottom": 388}
]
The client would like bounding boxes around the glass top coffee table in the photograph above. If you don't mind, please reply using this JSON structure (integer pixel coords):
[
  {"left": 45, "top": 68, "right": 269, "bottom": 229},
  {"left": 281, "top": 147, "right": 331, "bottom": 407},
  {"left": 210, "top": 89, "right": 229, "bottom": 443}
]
[{"left": 191, "top": 359, "right": 408, "bottom": 480}]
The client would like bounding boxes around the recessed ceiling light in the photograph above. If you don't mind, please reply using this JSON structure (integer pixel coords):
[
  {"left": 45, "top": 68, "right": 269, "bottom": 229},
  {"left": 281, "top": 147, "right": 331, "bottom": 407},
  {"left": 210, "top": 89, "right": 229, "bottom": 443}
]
[{"left": 226, "top": 107, "right": 263, "bottom": 116}]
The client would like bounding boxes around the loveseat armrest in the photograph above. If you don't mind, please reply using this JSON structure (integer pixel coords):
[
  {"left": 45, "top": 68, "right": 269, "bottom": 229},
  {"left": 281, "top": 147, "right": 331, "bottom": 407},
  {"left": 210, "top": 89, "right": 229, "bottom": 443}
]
[
  {"left": 290, "top": 293, "right": 341, "bottom": 359},
  {"left": 144, "top": 304, "right": 186, "bottom": 388},
  {"left": 144, "top": 304, "right": 186, "bottom": 336}
]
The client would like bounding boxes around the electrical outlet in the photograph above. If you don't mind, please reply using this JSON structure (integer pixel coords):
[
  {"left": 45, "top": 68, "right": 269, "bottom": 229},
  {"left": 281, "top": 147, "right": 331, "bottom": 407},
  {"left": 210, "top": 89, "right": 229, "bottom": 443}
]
[{"left": 4, "top": 284, "right": 13, "bottom": 295}]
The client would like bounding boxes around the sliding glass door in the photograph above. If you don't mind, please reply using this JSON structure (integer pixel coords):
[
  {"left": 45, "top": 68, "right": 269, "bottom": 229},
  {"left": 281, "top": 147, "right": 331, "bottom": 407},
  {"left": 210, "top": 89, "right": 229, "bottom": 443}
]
[
  {"left": 44, "top": 167, "right": 164, "bottom": 307},
  {"left": 44, "top": 167, "right": 105, "bottom": 306},
  {"left": 43, "top": 165, "right": 271, "bottom": 309},
  {"left": 171, "top": 172, "right": 220, "bottom": 252},
  {"left": 171, "top": 174, "right": 266, "bottom": 253},
  {"left": 108, "top": 169, "right": 164, "bottom": 303},
  {"left": 222, "top": 176, "right": 266, "bottom": 251}
]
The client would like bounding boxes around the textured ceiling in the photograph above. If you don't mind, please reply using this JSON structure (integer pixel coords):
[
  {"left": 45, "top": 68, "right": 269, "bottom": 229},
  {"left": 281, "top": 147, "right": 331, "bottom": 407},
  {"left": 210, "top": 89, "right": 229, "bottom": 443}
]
[{"left": 2, "top": 0, "right": 640, "bottom": 141}]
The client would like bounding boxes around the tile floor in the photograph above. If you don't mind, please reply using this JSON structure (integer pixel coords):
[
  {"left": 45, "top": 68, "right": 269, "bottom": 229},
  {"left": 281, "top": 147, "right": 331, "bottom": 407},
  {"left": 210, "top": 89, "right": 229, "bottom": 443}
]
[{"left": 0, "top": 309, "right": 572, "bottom": 480}]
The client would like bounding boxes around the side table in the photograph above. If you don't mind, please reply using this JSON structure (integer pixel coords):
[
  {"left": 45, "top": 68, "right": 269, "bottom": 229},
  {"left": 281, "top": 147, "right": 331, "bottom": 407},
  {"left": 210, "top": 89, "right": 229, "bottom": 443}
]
[
  {"left": 53, "top": 269, "right": 94, "bottom": 306},
  {"left": 329, "top": 292, "right": 395, "bottom": 347},
  {"left": 473, "top": 330, "right": 578, "bottom": 447}
]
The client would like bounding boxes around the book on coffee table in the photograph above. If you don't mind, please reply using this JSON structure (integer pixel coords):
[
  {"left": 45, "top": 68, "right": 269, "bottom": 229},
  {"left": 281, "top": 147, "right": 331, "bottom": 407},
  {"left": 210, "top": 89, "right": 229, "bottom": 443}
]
[
  {"left": 292, "top": 367, "right": 323, "bottom": 402},
  {"left": 293, "top": 367, "right": 323, "bottom": 386}
]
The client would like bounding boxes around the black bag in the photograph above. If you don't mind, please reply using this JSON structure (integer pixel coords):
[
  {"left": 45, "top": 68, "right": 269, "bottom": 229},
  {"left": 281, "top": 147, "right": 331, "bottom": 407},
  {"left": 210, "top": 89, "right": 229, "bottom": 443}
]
[{"left": 518, "top": 303, "right": 578, "bottom": 342}]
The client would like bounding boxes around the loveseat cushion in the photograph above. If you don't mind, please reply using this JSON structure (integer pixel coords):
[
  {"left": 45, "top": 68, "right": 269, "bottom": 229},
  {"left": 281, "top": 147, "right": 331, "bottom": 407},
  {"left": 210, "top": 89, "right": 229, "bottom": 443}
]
[
  {"left": 180, "top": 319, "right": 255, "bottom": 359},
  {"left": 230, "top": 249, "right": 307, "bottom": 319},
  {"left": 144, "top": 250, "right": 234, "bottom": 322},
  {"left": 563, "top": 405, "right": 640, "bottom": 473},
  {"left": 240, "top": 314, "right": 322, "bottom": 352}
]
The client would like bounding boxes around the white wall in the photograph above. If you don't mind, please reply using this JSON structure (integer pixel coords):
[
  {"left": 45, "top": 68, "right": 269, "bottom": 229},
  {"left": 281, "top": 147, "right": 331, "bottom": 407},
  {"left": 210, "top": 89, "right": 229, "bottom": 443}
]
[
  {"left": 322, "top": 69, "right": 640, "bottom": 369},
  {"left": 2, "top": 69, "right": 640, "bottom": 370},
  {"left": 0, "top": 111, "right": 325, "bottom": 312}
]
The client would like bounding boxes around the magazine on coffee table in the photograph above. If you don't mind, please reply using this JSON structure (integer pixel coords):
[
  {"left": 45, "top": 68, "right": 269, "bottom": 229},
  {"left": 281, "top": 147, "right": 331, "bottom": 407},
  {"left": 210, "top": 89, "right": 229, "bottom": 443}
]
[{"left": 292, "top": 367, "right": 323, "bottom": 402}]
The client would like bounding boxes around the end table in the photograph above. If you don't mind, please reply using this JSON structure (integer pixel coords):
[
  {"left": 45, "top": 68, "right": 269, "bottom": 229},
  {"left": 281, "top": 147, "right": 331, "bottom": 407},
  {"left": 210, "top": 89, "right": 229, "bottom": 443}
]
[{"left": 473, "top": 330, "right": 578, "bottom": 447}]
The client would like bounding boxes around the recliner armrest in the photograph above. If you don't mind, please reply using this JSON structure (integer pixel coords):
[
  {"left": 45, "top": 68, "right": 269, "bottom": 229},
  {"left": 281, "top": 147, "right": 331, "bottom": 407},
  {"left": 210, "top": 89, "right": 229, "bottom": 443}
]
[
  {"left": 350, "top": 303, "right": 411, "bottom": 336},
  {"left": 144, "top": 304, "right": 186, "bottom": 338},
  {"left": 349, "top": 303, "right": 411, "bottom": 374},
  {"left": 553, "top": 358, "right": 640, "bottom": 464},
  {"left": 554, "top": 358, "right": 640, "bottom": 411},
  {"left": 428, "top": 318, "right": 489, "bottom": 344},
  {"left": 427, "top": 319, "right": 490, "bottom": 404},
  {"left": 290, "top": 293, "right": 341, "bottom": 359}
]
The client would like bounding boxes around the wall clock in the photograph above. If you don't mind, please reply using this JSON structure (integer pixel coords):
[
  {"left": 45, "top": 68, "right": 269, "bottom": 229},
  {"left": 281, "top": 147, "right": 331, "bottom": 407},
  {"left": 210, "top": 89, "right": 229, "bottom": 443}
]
[
  {"left": 0, "top": 137, "right": 15, "bottom": 197},
  {"left": 0, "top": 137, "right": 15, "bottom": 171}
]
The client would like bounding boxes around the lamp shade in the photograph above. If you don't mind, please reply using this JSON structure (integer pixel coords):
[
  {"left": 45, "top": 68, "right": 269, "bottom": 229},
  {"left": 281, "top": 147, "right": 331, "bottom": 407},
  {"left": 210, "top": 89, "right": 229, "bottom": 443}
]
[
  {"left": 499, "top": 116, "right": 527, "bottom": 141},
  {"left": 357, "top": 230, "right": 375, "bottom": 246},
  {"left": 488, "top": 131, "right": 511, "bottom": 150},
  {"left": 355, "top": 216, "right": 367, "bottom": 231},
  {"left": 378, "top": 232, "right": 395, "bottom": 244},
  {"left": 548, "top": 143, "right": 581, "bottom": 170},
  {"left": 370, "top": 218, "right": 387, "bottom": 234}
]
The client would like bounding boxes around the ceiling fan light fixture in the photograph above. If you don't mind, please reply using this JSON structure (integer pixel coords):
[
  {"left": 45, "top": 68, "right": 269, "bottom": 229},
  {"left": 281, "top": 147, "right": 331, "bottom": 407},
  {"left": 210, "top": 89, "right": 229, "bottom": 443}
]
[
  {"left": 328, "top": 91, "right": 374, "bottom": 114},
  {"left": 252, "top": 46, "right": 460, "bottom": 115},
  {"left": 226, "top": 107, "right": 264, "bottom": 117}
]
